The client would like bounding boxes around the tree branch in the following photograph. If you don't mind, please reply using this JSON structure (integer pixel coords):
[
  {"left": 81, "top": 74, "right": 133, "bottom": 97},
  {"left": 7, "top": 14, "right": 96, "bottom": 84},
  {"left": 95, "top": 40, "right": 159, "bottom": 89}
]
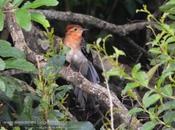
[
  {"left": 31, "top": 10, "right": 152, "bottom": 58},
  {"left": 32, "top": 10, "right": 151, "bottom": 36},
  {"left": 60, "top": 67, "right": 141, "bottom": 129}
]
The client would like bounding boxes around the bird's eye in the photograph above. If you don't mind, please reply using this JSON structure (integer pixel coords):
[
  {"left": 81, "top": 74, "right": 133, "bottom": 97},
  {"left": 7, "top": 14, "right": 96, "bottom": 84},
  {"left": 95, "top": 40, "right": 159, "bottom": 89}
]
[{"left": 74, "top": 28, "right": 77, "bottom": 31}]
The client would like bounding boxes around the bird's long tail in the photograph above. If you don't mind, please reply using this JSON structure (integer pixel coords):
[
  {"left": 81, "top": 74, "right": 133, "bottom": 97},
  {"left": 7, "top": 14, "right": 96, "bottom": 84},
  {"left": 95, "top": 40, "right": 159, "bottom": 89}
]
[
  {"left": 74, "top": 62, "right": 100, "bottom": 109},
  {"left": 86, "top": 62, "right": 100, "bottom": 83}
]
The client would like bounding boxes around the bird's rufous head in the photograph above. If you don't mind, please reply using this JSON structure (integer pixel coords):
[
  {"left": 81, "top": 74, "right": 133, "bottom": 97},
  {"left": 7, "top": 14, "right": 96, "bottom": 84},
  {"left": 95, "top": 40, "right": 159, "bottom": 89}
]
[
  {"left": 64, "top": 24, "right": 87, "bottom": 50},
  {"left": 65, "top": 24, "right": 86, "bottom": 36}
]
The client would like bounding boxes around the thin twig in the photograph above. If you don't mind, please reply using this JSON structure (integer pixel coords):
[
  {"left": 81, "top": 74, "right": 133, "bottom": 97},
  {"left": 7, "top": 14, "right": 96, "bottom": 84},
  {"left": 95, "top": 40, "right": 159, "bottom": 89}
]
[{"left": 97, "top": 52, "right": 114, "bottom": 130}]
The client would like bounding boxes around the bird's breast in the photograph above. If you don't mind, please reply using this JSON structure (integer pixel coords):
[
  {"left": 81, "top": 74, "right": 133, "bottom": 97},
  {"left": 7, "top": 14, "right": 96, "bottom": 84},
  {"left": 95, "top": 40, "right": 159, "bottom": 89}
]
[{"left": 66, "top": 50, "right": 87, "bottom": 65}]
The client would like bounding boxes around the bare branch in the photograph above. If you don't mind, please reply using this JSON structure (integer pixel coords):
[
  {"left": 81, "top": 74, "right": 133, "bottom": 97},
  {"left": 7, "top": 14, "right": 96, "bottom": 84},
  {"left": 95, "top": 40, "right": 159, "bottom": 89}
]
[
  {"left": 31, "top": 10, "right": 152, "bottom": 58},
  {"left": 31, "top": 10, "right": 150, "bottom": 36},
  {"left": 5, "top": 3, "right": 31, "bottom": 53},
  {"left": 60, "top": 67, "right": 141, "bottom": 129}
]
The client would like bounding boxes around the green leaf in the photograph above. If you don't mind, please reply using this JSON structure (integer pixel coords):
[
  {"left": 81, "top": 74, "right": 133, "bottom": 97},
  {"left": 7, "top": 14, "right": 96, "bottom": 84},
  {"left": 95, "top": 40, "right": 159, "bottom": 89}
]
[
  {"left": 113, "top": 47, "right": 125, "bottom": 56},
  {"left": 49, "top": 110, "right": 65, "bottom": 119},
  {"left": 18, "top": 96, "right": 33, "bottom": 120},
  {"left": 12, "top": 0, "right": 23, "bottom": 6},
  {"left": 5, "top": 58, "right": 36, "bottom": 72},
  {"left": 0, "top": 78, "right": 6, "bottom": 92},
  {"left": 147, "top": 64, "right": 160, "bottom": 82},
  {"left": 163, "top": 111, "right": 175, "bottom": 124},
  {"left": 31, "top": 12, "right": 50, "bottom": 29},
  {"left": 122, "top": 82, "right": 140, "bottom": 95},
  {"left": 105, "top": 67, "right": 126, "bottom": 78},
  {"left": 13, "top": 126, "right": 21, "bottom": 130},
  {"left": 161, "top": 84, "right": 173, "bottom": 96},
  {"left": 136, "top": 71, "right": 148, "bottom": 86},
  {"left": 141, "top": 121, "right": 156, "bottom": 130},
  {"left": 158, "top": 100, "right": 175, "bottom": 114},
  {"left": 22, "top": 0, "right": 59, "bottom": 9},
  {"left": 0, "top": 0, "right": 6, "bottom": 8},
  {"left": 66, "top": 121, "right": 95, "bottom": 130},
  {"left": 131, "top": 64, "right": 141, "bottom": 77},
  {"left": 131, "top": 64, "right": 148, "bottom": 86},
  {"left": 43, "top": 55, "right": 65, "bottom": 79},
  {"left": 0, "top": 10, "right": 4, "bottom": 31},
  {"left": 149, "top": 48, "right": 161, "bottom": 55},
  {"left": 128, "top": 107, "right": 143, "bottom": 116},
  {"left": 168, "top": 14, "right": 175, "bottom": 20},
  {"left": 160, "top": 1, "right": 175, "bottom": 12},
  {"left": 0, "top": 58, "right": 5, "bottom": 71},
  {"left": 15, "top": 8, "right": 31, "bottom": 31},
  {"left": 163, "top": 60, "right": 175, "bottom": 74},
  {"left": 143, "top": 94, "right": 161, "bottom": 108},
  {"left": 157, "top": 72, "right": 173, "bottom": 88},
  {"left": 55, "top": 85, "right": 72, "bottom": 101},
  {"left": 0, "top": 40, "right": 25, "bottom": 58},
  {"left": 0, "top": 76, "right": 23, "bottom": 98}
]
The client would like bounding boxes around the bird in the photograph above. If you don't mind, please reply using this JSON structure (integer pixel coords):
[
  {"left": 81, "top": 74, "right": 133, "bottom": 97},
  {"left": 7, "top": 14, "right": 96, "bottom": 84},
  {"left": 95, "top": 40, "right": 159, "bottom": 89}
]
[{"left": 63, "top": 24, "right": 100, "bottom": 109}]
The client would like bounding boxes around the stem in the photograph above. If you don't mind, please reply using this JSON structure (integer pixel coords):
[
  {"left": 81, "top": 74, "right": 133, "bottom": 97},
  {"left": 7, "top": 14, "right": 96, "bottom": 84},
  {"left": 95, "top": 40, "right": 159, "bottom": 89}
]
[{"left": 97, "top": 53, "right": 114, "bottom": 130}]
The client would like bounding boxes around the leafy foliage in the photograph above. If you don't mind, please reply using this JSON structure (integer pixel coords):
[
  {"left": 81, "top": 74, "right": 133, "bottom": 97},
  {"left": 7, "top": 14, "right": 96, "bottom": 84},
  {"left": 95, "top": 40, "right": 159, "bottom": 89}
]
[
  {"left": 90, "top": 2, "right": 175, "bottom": 129},
  {"left": 0, "top": 0, "right": 95, "bottom": 129},
  {"left": 0, "top": 0, "right": 59, "bottom": 31},
  {"left": 0, "top": 40, "right": 36, "bottom": 72}
]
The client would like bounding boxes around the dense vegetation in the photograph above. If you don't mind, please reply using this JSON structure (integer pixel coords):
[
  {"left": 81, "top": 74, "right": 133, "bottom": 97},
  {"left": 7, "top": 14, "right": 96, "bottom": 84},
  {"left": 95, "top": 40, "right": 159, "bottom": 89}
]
[{"left": 1, "top": 0, "right": 175, "bottom": 130}]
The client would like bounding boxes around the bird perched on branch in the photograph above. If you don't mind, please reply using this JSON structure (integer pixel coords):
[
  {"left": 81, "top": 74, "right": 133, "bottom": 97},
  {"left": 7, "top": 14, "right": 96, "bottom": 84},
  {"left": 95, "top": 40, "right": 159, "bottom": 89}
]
[{"left": 63, "top": 24, "right": 100, "bottom": 109}]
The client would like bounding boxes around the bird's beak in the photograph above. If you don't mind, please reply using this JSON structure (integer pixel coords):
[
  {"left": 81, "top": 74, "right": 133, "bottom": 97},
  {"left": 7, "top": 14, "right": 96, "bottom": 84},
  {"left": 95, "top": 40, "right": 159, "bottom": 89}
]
[{"left": 82, "top": 28, "right": 88, "bottom": 31}]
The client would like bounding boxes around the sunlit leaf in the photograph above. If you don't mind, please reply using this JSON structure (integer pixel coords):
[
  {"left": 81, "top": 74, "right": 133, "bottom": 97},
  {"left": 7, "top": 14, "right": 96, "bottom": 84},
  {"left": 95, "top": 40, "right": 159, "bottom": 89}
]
[
  {"left": 15, "top": 8, "right": 32, "bottom": 31},
  {"left": 149, "top": 48, "right": 161, "bottom": 55},
  {"left": 0, "top": 0, "right": 6, "bottom": 8},
  {"left": 131, "top": 64, "right": 141, "bottom": 77},
  {"left": 128, "top": 107, "right": 143, "bottom": 116},
  {"left": 22, "top": 0, "right": 59, "bottom": 9},
  {"left": 122, "top": 82, "right": 140, "bottom": 95},
  {"left": 141, "top": 121, "right": 157, "bottom": 130},
  {"left": 12, "top": 0, "right": 23, "bottom": 6},
  {"left": 161, "top": 84, "right": 173, "bottom": 96},
  {"left": 113, "top": 47, "right": 125, "bottom": 56},
  {"left": 0, "top": 40, "right": 25, "bottom": 58},
  {"left": 31, "top": 12, "right": 50, "bottom": 29},
  {"left": 147, "top": 64, "right": 160, "bottom": 82},
  {"left": 143, "top": 94, "right": 161, "bottom": 108},
  {"left": 157, "top": 72, "right": 173, "bottom": 88},
  {"left": 5, "top": 59, "right": 36, "bottom": 72},
  {"left": 105, "top": 67, "right": 126, "bottom": 78},
  {"left": 160, "top": 1, "right": 175, "bottom": 12}
]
